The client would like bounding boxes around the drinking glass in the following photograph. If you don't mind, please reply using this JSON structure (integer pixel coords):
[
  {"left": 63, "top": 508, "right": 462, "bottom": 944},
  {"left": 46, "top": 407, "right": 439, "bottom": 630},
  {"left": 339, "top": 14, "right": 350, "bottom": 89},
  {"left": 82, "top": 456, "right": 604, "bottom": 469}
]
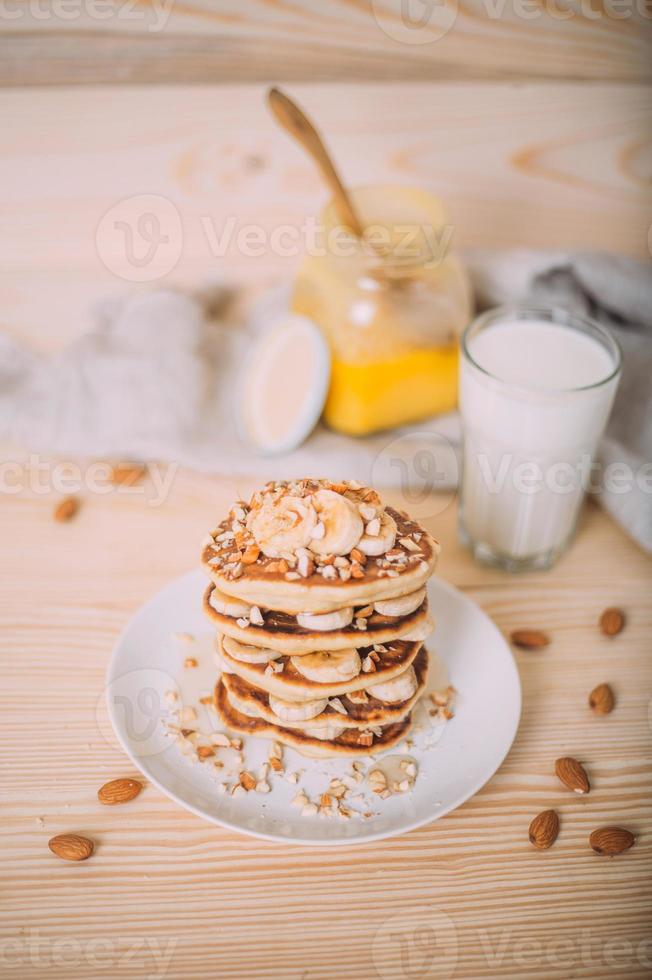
[{"left": 458, "top": 307, "right": 622, "bottom": 571}]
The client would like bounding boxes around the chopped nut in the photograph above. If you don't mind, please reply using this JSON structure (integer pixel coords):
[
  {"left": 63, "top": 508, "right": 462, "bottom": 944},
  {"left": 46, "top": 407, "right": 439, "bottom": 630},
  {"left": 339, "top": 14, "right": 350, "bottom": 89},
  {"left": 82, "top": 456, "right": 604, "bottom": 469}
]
[
  {"left": 350, "top": 548, "right": 367, "bottom": 565},
  {"left": 365, "top": 517, "right": 381, "bottom": 537},
  {"left": 320, "top": 794, "right": 333, "bottom": 808},
  {"left": 197, "top": 746, "right": 215, "bottom": 760},
  {"left": 362, "top": 656, "right": 375, "bottom": 673},
  {"left": 286, "top": 771, "right": 299, "bottom": 784},
  {"left": 301, "top": 803, "right": 318, "bottom": 816},
  {"left": 179, "top": 706, "right": 197, "bottom": 724},
  {"left": 269, "top": 742, "right": 283, "bottom": 760},
  {"left": 328, "top": 697, "right": 348, "bottom": 715},
  {"left": 255, "top": 780, "right": 271, "bottom": 794},
  {"left": 164, "top": 689, "right": 178, "bottom": 705},
  {"left": 239, "top": 771, "right": 256, "bottom": 791},
  {"left": 297, "top": 553, "right": 314, "bottom": 578},
  {"left": 292, "top": 792, "right": 308, "bottom": 808},
  {"left": 356, "top": 605, "right": 374, "bottom": 618},
  {"left": 241, "top": 543, "right": 260, "bottom": 565},
  {"left": 399, "top": 536, "right": 420, "bottom": 552},
  {"left": 211, "top": 733, "right": 231, "bottom": 747},
  {"left": 184, "top": 657, "right": 198, "bottom": 669},
  {"left": 249, "top": 606, "right": 264, "bottom": 626},
  {"left": 269, "top": 756, "right": 284, "bottom": 772}
]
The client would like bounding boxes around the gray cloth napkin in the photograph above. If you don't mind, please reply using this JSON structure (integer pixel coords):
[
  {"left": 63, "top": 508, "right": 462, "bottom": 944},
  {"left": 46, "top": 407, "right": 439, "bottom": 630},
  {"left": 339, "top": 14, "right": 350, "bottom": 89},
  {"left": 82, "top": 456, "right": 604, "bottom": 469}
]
[{"left": 1, "top": 251, "right": 650, "bottom": 552}]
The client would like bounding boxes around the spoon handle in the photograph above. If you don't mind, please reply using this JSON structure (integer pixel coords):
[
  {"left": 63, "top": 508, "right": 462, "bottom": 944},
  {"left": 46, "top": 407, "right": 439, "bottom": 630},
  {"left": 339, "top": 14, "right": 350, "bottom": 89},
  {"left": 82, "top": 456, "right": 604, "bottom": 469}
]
[{"left": 267, "top": 87, "right": 365, "bottom": 238}]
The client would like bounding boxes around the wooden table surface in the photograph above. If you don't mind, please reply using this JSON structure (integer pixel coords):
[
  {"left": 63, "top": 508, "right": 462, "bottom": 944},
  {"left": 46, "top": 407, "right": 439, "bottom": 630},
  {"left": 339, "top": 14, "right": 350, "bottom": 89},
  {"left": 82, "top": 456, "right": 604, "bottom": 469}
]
[{"left": 2, "top": 470, "right": 651, "bottom": 979}]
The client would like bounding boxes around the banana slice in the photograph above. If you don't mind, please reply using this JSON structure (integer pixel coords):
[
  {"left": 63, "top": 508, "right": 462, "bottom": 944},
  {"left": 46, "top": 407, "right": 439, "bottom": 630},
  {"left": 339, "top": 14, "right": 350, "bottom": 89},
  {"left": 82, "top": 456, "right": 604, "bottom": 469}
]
[
  {"left": 367, "top": 666, "right": 418, "bottom": 704},
  {"left": 209, "top": 588, "right": 252, "bottom": 619},
  {"left": 357, "top": 510, "right": 397, "bottom": 556},
  {"left": 268, "top": 694, "right": 328, "bottom": 723},
  {"left": 296, "top": 606, "right": 354, "bottom": 632},
  {"left": 374, "top": 587, "right": 426, "bottom": 618},
  {"left": 226, "top": 688, "right": 264, "bottom": 719},
  {"left": 402, "top": 614, "right": 434, "bottom": 642},
  {"left": 309, "top": 489, "right": 363, "bottom": 557},
  {"left": 290, "top": 648, "right": 361, "bottom": 683},
  {"left": 249, "top": 494, "right": 317, "bottom": 558},
  {"left": 303, "top": 721, "right": 347, "bottom": 741},
  {"left": 222, "top": 635, "right": 283, "bottom": 665}
]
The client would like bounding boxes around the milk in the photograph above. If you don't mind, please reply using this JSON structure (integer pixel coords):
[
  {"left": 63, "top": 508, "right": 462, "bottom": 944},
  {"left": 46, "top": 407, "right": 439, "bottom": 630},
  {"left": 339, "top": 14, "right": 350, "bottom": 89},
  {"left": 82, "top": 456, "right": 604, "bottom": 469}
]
[{"left": 459, "top": 312, "right": 621, "bottom": 569}]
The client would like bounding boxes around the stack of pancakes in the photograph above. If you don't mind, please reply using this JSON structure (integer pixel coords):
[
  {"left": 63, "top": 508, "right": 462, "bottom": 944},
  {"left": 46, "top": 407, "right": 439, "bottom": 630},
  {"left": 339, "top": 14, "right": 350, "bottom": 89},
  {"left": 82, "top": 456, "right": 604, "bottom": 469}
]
[{"left": 201, "top": 479, "right": 439, "bottom": 758}]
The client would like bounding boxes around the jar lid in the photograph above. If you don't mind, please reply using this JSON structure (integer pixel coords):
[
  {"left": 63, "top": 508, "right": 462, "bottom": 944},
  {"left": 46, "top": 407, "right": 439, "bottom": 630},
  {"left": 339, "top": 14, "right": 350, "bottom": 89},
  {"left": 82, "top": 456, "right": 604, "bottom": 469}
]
[{"left": 236, "top": 314, "right": 330, "bottom": 455}]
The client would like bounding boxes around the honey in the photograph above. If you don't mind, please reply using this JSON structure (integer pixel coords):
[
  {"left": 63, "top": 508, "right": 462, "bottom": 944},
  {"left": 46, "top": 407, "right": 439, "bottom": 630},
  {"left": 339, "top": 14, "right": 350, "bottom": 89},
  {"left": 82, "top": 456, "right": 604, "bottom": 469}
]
[{"left": 292, "top": 185, "right": 472, "bottom": 436}]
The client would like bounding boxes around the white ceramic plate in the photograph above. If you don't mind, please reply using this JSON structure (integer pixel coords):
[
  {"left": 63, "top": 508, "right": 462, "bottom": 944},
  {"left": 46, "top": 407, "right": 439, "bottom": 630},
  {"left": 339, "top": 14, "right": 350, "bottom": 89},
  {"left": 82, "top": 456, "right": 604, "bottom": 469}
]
[{"left": 107, "top": 570, "right": 521, "bottom": 845}]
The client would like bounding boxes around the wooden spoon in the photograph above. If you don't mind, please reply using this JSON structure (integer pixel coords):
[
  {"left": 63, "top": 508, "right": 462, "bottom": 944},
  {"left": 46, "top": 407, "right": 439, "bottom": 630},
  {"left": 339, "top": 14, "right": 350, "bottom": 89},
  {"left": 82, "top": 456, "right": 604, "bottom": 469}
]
[{"left": 267, "top": 86, "right": 365, "bottom": 238}]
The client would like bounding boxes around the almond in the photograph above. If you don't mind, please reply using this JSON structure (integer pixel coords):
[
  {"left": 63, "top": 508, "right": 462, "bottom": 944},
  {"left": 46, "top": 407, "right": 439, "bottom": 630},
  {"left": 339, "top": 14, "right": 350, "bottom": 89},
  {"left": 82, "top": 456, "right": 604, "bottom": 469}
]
[
  {"left": 599, "top": 607, "right": 625, "bottom": 637},
  {"left": 98, "top": 777, "right": 143, "bottom": 805},
  {"left": 555, "top": 757, "right": 590, "bottom": 794},
  {"left": 269, "top": 756, "right": 283, "bottom": 772},
  {"left": 48, "top": 833, "right": 94, "bottom": 861},
  {"left": 589, "top": 827, "right": 635, "bottom": 856},
  {"left": 197, "top": 746, "right": 215, "bottom": 760},
  {"left": 528, "top": 809, "right": 560, "bottom": 849},
  {"left": 110, "top": 462, "right": 145, "bottom": 486},
  {"left": 54, "top": 496, "right": 79, "bottom": 522},
  {"left": 588, "top": 683, "right": 615, "bottom": 715},
  {"left": 350, "top": 548, "right": 367, "bottom": 565},
  {"left": 510, "top": 629, "right": 550, "bottom": 650}
]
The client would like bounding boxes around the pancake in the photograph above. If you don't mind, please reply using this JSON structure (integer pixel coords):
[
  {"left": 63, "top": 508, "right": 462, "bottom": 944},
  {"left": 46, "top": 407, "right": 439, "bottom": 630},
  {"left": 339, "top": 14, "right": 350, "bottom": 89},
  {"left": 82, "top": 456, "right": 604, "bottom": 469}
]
[
  {"left": 214, "top": 680, "right": 412, "bottom": 758},
  {"left": 222, "top": 646, "right": 428, "bottom": 731},
  {"left": 217, "top": 633, "right": 422, "bottom": 700},
  {"left": 202, "top": 494, "right": 439, "bottom": 615},
  {"left": 204, "top": 583, "right": 432, "bottom": 654}
]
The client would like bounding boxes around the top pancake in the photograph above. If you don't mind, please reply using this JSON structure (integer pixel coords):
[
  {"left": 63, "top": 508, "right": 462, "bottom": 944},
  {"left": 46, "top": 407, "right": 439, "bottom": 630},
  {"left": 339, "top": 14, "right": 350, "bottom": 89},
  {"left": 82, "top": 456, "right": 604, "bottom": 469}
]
[{"left": 201, "top": 479, "right": 439, "bottom": 614}]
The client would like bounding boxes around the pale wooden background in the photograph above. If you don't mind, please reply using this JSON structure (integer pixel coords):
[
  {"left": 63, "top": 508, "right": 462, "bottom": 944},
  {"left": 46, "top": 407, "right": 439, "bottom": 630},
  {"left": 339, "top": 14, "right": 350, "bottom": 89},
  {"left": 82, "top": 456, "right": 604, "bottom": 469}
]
[{"left": 1, "top": 6, "right": 652, "bottom": 980}]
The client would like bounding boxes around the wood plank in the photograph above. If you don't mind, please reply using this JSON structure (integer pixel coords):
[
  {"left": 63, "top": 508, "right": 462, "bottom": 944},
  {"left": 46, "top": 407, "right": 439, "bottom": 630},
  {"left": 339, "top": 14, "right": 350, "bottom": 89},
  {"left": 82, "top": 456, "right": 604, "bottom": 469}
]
[{"left": 1, "top": 0, "right": 651, "bottom": 85}]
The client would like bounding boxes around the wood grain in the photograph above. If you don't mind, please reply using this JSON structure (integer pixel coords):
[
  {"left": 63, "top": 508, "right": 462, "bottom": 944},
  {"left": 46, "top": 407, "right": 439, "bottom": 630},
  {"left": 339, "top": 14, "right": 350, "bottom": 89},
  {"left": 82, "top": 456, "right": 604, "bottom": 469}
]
[
  {"left": 1, "top": 469, "right": 651, "bottom": 979},
  {"left": 1, "top": 0, "right": 651, "bottom": 86}
]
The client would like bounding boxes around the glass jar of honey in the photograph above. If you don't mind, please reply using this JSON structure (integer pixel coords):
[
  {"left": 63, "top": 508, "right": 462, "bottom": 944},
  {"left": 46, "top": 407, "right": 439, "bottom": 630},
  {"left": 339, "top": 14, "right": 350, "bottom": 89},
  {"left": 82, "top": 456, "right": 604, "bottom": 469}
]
[{"left": 292, "top": 185, "right": 472, "bottom": 436}]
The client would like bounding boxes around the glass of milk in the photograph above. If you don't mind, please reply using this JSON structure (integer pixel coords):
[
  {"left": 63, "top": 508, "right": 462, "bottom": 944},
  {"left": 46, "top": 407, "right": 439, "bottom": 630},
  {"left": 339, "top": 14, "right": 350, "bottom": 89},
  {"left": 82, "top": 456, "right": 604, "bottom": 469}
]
[{"left": 459, "top": 307, "right": 622, "bottom": 571}]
